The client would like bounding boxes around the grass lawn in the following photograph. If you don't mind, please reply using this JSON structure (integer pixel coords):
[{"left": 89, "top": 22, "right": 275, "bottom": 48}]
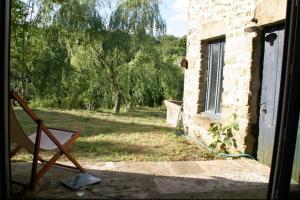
[{"left": 11, "top": 107, "right": 213, "bottom": 164}]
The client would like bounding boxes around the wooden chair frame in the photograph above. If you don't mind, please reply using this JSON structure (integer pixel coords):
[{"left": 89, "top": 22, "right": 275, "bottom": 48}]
[{"left": 10, "top": 90, "right": 84, "bottom": 191}]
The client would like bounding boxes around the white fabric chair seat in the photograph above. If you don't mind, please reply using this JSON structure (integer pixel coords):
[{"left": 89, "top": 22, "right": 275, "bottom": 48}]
[{"left": 29, "top": 129, "right": 74, "bottom": 150}]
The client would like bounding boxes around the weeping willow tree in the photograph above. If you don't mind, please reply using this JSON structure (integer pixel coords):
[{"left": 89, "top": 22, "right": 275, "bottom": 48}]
[
  {"left": 110, "top": 0, "right": 165, "bottom": 35},
  {"left": 11, "top": 0, "right": 104, "bottom": 106},
  {"left": 10, "top": 0, "right": 39, "bottom": 100},
  {"left": 51, "top": 0, "right": 166, "bottom": 113},
  {"left": 99, "top": 0, "right": 166, "bottom": 113},
  {"left": 43, "top": 0, "right": 103, "bottom": 107},
  {"left": 11, "top": 0, "right": 184, "bottom": 112},
  {"left": 125, "top": 38, "right": 184, "bottom": 107}
]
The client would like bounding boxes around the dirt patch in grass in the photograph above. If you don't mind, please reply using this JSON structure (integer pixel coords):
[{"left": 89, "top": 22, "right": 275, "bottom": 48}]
[{"left": 11, "top": 107, "right": 214, "bottom": 163}]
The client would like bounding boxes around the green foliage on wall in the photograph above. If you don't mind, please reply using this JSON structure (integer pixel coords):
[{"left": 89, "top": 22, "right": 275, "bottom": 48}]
[{"left": 208, "top": 114, "right": 239, "bottom": 154}]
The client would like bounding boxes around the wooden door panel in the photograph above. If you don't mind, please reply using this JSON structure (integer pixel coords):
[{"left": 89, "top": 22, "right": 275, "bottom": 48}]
[{"left": 258, "top": 27, "right": 285, "bottom": 166}]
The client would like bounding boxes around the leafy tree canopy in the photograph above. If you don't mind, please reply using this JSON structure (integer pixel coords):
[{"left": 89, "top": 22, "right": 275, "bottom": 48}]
[{"left": 11, "top": 0, "right": 185, "bottom": 112}]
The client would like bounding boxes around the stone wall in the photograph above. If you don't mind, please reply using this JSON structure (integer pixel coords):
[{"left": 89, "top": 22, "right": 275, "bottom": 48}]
[{"left": 183, "top": 0, "right": 286, "bottom": 154}]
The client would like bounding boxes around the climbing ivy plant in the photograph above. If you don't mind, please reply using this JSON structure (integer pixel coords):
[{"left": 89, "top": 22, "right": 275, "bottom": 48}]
[{"left": 208, "top": 114, "right": 239, "bottom": 154}]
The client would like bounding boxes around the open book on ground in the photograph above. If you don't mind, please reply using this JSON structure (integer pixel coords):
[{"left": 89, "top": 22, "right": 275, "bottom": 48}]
[{"left": 60, "top": 173, "right": 101, "bottom": 190}]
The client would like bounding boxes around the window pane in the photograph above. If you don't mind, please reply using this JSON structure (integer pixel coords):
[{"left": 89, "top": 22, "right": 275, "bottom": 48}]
[
  {"left": 216, "top": 42, "right": 225, "bottom": 113},
  {"left": 208, "top": 44, "right": 220, "bottom": 111}
]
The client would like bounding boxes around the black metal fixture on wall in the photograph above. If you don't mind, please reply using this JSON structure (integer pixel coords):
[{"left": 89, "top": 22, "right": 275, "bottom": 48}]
[{"left": 180, "top": 57, "right": 188, "bottom": 69}]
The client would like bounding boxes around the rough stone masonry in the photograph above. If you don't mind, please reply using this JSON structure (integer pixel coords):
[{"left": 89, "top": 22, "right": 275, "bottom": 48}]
[{"left": 183, "top": 0, "right": 286, "bottom": 154}]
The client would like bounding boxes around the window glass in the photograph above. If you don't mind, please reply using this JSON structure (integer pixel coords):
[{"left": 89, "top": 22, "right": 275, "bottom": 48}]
[
  {"left": 205, "top": 39, "right": 225, "bottom": 115},
  {"left": 216, "top": 42, "right": 224, "bottom": 113},
  {"left": 208, "top": 44, "right": 220, "bottom": 111}
]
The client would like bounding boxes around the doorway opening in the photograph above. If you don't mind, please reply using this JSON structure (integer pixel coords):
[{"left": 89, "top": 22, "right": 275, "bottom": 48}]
[{"left": 8, "top": 0, "right": 298, "bottom": 199}]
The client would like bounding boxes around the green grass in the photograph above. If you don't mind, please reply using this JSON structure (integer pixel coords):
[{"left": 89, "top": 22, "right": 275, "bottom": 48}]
[{"left": 11, "top": 107, "right": 214, "bottom": 164}]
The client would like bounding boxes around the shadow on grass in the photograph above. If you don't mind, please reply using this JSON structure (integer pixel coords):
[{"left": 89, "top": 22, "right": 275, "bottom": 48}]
[
  {"left": 118, "top": 109, "right": 166, "bottom": 119},
  {"left": 12, "top": 108, "right": 214, "bottom": 162},
  {"left": 11, "top": 162, "right": 269, "bottom": 199},
  {"left": 95, "top": 107, "right": 167, "bottom": 119},
  {"left": 14, "top": 109, "right": 174, "bottom": 137},
  {"left": 73, "top": 140, "right": 155, "bottom": 156}
]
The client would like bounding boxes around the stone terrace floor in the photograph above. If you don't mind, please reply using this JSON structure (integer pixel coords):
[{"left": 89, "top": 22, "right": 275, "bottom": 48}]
[{"left": 12, "top": 159, "right": 271, "bottom": 199}]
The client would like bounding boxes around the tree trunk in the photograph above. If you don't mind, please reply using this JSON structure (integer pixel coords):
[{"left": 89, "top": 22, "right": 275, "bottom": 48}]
[
  {"left": 21, "top": 73, "right": 26, "bottom": 100},
  {"left": 113, "top": 90, "right": 122, "bottom": 114}
]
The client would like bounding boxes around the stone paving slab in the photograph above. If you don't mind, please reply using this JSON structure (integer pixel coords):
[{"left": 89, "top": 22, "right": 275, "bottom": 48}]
[{"left": 12, "top": 159, "right": 270, "bottom": 199}]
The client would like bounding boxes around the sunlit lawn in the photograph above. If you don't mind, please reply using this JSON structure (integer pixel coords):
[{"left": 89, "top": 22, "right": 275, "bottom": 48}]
[{"left": 11, "top": 107, "right": 213, "bottom": 164}]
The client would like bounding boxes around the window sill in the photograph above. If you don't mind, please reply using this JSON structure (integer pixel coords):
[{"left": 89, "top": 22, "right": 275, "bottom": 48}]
[
  {"left": 200, "top": 111, "right": 221, "bottom": 121},
  {"left": 194, "top": 112, "right": 221, "bottom": 129}
]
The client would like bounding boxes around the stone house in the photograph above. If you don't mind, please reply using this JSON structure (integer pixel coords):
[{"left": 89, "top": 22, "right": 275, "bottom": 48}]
[{"left": 183, "top": 0, "right": 288, "bottom": 166}]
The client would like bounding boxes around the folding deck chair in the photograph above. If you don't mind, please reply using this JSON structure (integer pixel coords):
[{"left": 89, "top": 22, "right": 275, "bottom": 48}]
[{"left": 9, "top": 90, "right": 84, "bottom": 190}]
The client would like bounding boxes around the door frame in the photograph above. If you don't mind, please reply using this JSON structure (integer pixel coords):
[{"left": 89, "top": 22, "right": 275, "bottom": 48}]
[
  {"left": 0, "top": 0, "right": 299, "bottom": 199},
  {"left": 257, "top": 23, "right": 285, "bottom": 165},
  {"left": 268, "top": 0, "right": 300, "bottom": 198},
  {"left": 0, "top": 0, "right": 11, "bottom": 199}
]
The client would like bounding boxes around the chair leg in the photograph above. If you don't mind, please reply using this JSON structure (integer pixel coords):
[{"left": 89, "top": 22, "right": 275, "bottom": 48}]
[
  {"left": 29, "top": 121, "right": 42, "bottom": 191},
  {"left": 29, "top": 152, "right": 83, "bottom": 191},
  {"left": 40, "top": 149, "right": 84, "bottom": 172},
  {"left": 10, "top": 145, "right": 21, "bottom": 158},
  {"left": 29, "top": 151, "right": 40, "bottom": 191},
  {"left": 57, "top": 137, "right": 84, "bottom": 172},
  {"left": 39, "top": 158, "right": 82, "bottom": 171},
  {"left": 50, "top": 137, "right": 84, "bottom": 172},
  {"left": 63, "top": 152, "right": 84, "bottom": 172},
  {"left": 37, "top": 155, "right": 44, "bottom": 162},
  {"left": 35, "top": 151, "right": 63, "bottom": 184},
  {"left": 30, "top": 148, "right": 83, "bottom": 190},
  {"left": 41, "top": 127, "right": 84, "bottom": 172}
]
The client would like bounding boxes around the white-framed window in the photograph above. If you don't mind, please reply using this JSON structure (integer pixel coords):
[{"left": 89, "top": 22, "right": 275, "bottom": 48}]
[{"left": 205, "top": 39, "right": 225, "bottom": 115}]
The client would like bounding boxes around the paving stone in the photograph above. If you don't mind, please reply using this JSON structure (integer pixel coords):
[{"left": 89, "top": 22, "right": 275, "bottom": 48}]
[
  {"left": 167, "top": 161, "right": 205, "bottom": 176},
  {"left": 12, "top": 159, "right": 270, "bottom": 199}
]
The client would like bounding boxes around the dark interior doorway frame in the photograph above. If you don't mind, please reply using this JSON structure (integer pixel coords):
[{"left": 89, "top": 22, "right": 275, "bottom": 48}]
[
  {"left": 0, "top": 0, "right": 11, "bottom": 199},
  {"left": 0, "top": 0, "right": 299, "bottom": 199},
  {"left": 268, "top": 0, "right": 300, "bottom": 198}
]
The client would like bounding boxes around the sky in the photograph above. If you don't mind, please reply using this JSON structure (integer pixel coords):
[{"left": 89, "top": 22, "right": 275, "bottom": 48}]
[
  {"left": 102, "top": 0, "right": 189, "bottom": 38},
  {"left": 24, "top": 0, "right": 189, "bottom": 37},
  {"left": 160, "top": 0, "right": 189, "bottom": 37},
  {"left": 108, "top": 0, "right": 189, "bottom": 37}
]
